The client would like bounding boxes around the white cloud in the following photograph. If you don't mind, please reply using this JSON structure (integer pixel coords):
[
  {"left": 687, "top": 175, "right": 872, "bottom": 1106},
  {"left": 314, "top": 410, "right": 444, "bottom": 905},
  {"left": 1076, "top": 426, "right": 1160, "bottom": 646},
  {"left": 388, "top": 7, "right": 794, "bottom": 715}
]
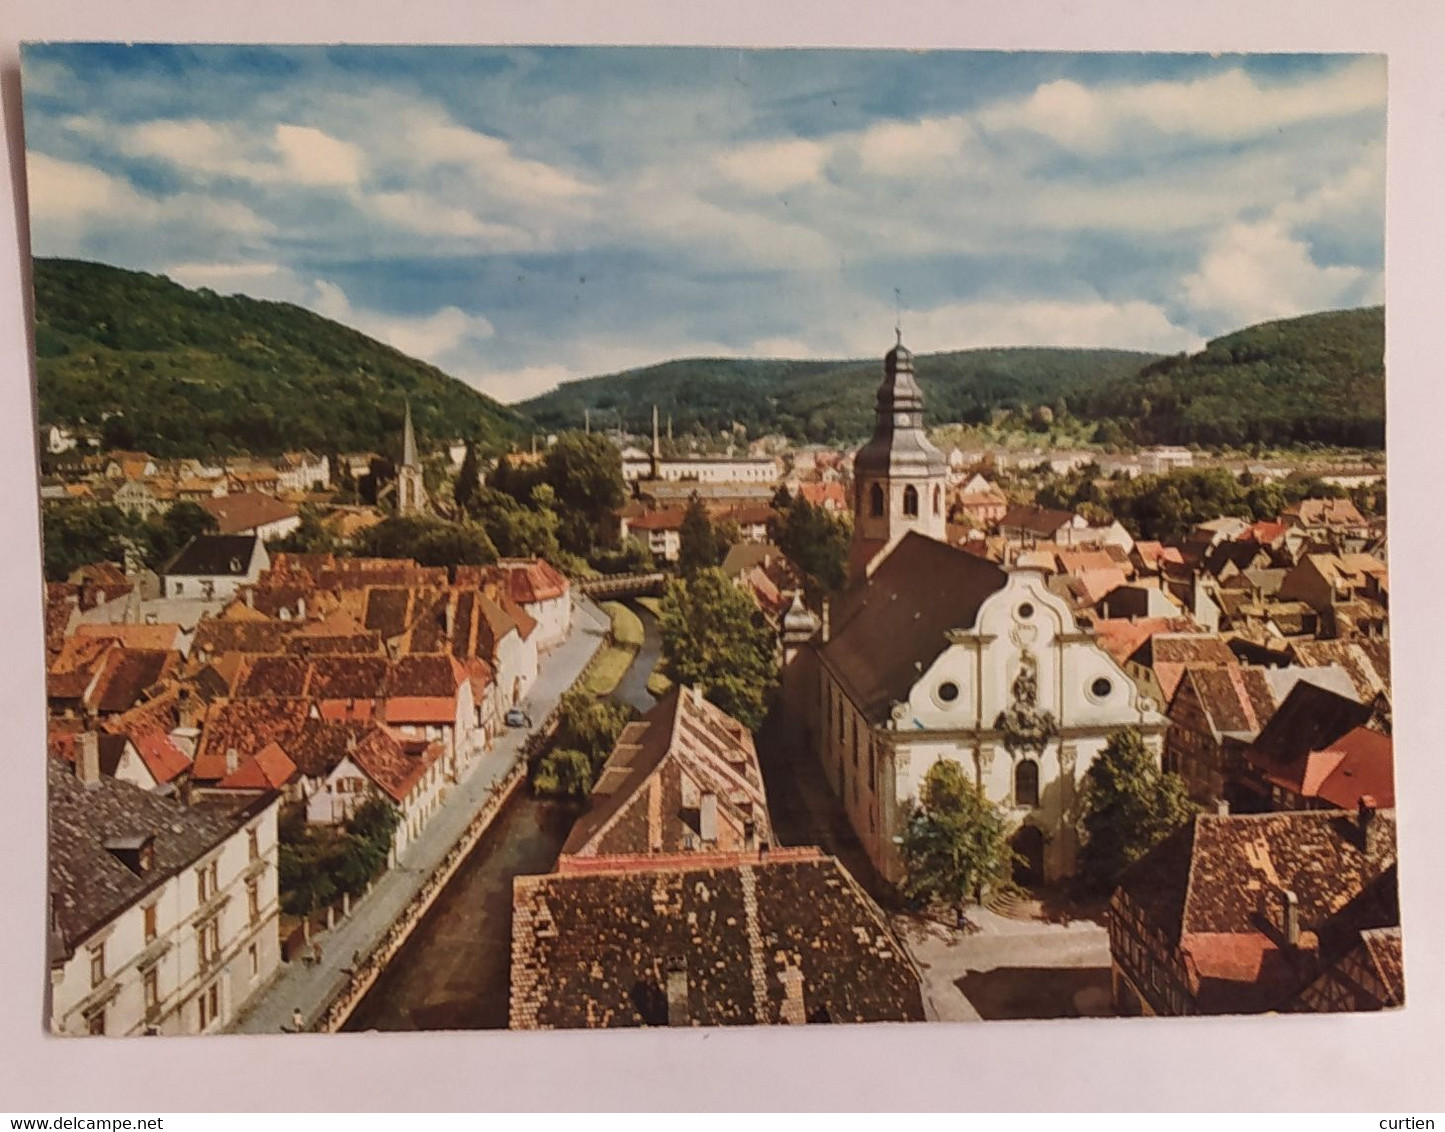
[
  {"left": 26, "top": 152, "right": 273, "bottom": 242},
  {"left": 979, "top": 57, "right": 1384, "bottom": 152},
  {"left": 463, "top": 364, "right": 576, "bottom": 404},
  {"left": 310, "top": 281, "right": 495, "bottom": 363},
  {"left": 363, "top": 190, "right": 533, "bottom": 246},
  {"left": 1182, "top": 219, "right": 1374, "bottom": 328},
  {"left": 399, "top": 116, "right": 596, "bottom": 202},
  {"left": 714, "top": 138, "right": 829, "bottom": 194},
  {"left": 273, "top": 124, "right": 365, "bottom": 188},
  {"left": 853, "top": 116, "right": 972, "bottom": 175},
  {"left": 119, "top": 118, "right": 365, "bottom": 189}
]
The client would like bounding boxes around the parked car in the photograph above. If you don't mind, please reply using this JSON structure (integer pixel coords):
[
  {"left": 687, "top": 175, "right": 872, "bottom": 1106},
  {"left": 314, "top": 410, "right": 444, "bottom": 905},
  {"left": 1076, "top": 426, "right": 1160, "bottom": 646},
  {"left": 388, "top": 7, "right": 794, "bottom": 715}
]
[{"left": 504, "top": 707, "right": 532, "bottom": 728}]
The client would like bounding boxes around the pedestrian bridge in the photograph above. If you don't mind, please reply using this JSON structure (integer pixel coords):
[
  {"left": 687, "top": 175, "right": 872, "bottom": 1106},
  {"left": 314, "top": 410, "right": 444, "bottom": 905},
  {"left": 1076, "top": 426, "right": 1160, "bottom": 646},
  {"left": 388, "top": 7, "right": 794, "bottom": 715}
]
[{"left": 576, "top": 572, "right": 667, "bottom": 600}]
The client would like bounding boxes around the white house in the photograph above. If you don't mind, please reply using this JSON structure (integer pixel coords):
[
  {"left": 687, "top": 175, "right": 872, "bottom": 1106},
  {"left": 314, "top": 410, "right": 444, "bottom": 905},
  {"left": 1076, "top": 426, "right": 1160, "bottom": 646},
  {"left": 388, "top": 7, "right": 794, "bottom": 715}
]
[
  {"left": 162, "top": 534, "right": 269, "bottom": 601},
  {"left": 275, "top": 452, "right": 331, "bottom": 493},
  {"left": 47, "top": 756, "right": 281, "bottom": 1037},
  {"left": 485, "top": 559, "right": 573, "bottom": 651},
  {"left": 306, "top": 728, "right": 449, "bottom": 858}
]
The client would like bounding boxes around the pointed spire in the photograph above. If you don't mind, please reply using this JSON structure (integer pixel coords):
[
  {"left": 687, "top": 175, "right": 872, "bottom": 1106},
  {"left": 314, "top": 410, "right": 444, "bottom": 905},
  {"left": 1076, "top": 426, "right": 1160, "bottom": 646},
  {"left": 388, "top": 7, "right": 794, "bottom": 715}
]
[{"left": 402, "top": 399, "right": 418, "bottom": 468}]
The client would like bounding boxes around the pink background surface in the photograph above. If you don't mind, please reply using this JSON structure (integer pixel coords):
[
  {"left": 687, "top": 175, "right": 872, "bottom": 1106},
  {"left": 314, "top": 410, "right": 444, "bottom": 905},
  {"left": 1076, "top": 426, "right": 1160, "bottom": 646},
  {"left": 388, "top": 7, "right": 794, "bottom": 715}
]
[{"left": 1, "top": 0, "right": 1442, "bottom": 1112}]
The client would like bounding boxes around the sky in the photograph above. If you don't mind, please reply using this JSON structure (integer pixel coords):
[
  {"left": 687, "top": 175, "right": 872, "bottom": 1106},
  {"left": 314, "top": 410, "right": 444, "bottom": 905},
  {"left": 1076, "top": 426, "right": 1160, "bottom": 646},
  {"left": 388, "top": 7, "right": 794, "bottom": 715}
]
[{"left": 21, "top": 45, "right": 1386, "bottom": 405}]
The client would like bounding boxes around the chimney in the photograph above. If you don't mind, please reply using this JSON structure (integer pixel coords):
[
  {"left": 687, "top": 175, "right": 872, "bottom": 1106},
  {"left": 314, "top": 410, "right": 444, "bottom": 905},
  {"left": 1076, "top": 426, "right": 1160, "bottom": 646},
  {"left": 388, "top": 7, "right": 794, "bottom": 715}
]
[
  {"left": 1358, "top": 794, "right": 1390, "bottom": 860},
  {"left": 297, "top": 596, "right": 307, "bottom": 620},
  {"left": 665, "top": 958, "right": 689, "bottom": 1026},
  {"left": 1214, "top": 798, "right": 1230, "bottom": 817},
  {"left": 444, "top": 597, "right": 456, "bottom": 639},
  {"left": 243, "top": 587, "right": 254, "bottom": 609},
  {"left": 77, "top": 732, "right": 101, "bottom": 787},
  {"left": 820, "top": 597, "right": 831, "bottom": 644},
  {"left": 699, "top": 792, "right": 718, "bottom": 844},
  {"left": 1281, "top": 888, "right": 1299, "bottom": 948},
  {"left": 225, "top": 747, "right": 240, "bottom": 775}
]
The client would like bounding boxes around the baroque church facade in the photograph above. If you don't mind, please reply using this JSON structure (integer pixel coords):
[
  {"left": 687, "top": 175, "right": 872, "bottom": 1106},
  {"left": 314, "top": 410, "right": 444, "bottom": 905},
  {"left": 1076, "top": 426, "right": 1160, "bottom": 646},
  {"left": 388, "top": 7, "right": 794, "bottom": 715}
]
[{"left": 782, "top": 336, "right": 1167, "bottom": 887}]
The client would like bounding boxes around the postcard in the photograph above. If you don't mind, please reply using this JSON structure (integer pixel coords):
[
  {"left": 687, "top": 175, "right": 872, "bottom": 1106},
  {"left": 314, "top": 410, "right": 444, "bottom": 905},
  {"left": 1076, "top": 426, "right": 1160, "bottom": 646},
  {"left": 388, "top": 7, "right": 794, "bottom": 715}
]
[{"left": 23, "top": 44, "right": 1395, "bottom": 1040}]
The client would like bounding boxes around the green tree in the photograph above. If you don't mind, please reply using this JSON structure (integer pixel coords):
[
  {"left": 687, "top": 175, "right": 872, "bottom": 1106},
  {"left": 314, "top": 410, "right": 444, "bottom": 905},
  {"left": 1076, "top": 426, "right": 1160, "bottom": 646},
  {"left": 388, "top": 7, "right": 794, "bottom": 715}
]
[
  {"left": 453, "top": 440, "right": 481, "bottom": 517},
  {"left": 554, "top": 687, "right": 631, "bottom": 765},
  {"left": 541, "top": 431, "right": 626, "bottom": 556},
  {"left": 658, "top": 568, "right": 777, "bottom": 730},
  {"left": 1077, "top": 727, "right": 1196, "bottom": 894},
  {"left": 357, "top": 515, "right": 497, "bottom": 567},
  {"left": 678, "top": 494, "right": 718, "bottom": 576},
  {"left": 269, "top": 505, "right": 336, "bottom": 555},
  {"left": 144, "top": 500, "right": 219, "bottom": 568},
  {"left": 899, "top": 759, "right": 1016, "bottom": 908},
  {"left": 773, "top": 497, "right": 850, "bottom": 592},
  {"left": 532, "top": 748, "right": 595, "bottom": 799}
]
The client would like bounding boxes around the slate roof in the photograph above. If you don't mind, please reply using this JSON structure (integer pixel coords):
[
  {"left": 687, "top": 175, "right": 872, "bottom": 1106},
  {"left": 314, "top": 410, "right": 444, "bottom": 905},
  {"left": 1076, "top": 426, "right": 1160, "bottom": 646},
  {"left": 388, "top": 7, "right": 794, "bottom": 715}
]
[
  {"left": 164, "top": 535, "right": 261, "bottom": 578},
  {"left": 510, "top": 850, "right": 925, "bottom": 1029},
  {"left": 820, "top": 532, "right": 1007, "bottom": 722},
  {"left": 562, "top": 685, "right": 772, "bottom": 858},
  {"left": 47, "top": 758, "right": 268, "bottom": 956}
]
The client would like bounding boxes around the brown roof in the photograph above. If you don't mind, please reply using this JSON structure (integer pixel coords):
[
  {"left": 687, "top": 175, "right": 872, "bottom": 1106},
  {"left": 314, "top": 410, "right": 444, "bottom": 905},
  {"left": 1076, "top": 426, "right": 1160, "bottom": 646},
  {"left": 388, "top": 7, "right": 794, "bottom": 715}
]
[
  {"left": 73, "top": 623, "right": 184, "bottom": 651},
  {"left": 308, "top": 654, "right": 390, "bottom": 701},
  {"left": 87, "top": 648, "right": 181, "bottom": 715},
  {"left": 198, "top": 492, "right": 297, "bottom": 536},
  {"left": 191, "top": 618, "right": 288, "bottom": 658},
  {"left": 487, "top": 559, "right": 570, "bottom": 605},
  {"left": 193, "top": 697, "right": 312, "bottom": 781},
  {"left": 821, "top": 532, "right": 1007, "bottom": 722},
  {"left": 363, "top": 586, "right": 415, "bottom": 638},
  {"left": 1177, "top": 665, "right": 1277, "bottom": 739},
  {"left": 385, "top": 653, "right": 466, "bottom": 698},
  {"left": 999, "top": 504, "right": 1079, "bottom": 536},
  {"left": 1117, "top": 810, "right": 1398, "bottom": 1013},
  {"left": 561, "top": 686, "right": 772, "bottom": 858},
  {"left": 1288, "top": 638, "right": 1391, "bottom": 701},
  {"left": 510, "top": 850, "right": 925, "bottom": 1029},
  {"left": 217, "top": 740, "right": 298, "bottom": 790},
  {"left": 350, "top": 729, "right": 443, "bottom": 803},
  {"left": 280, "top": 718, "right": 375, "bottom": 778},
  {"left": 234, "top": 655, "right": 312, "bottom": 699}
]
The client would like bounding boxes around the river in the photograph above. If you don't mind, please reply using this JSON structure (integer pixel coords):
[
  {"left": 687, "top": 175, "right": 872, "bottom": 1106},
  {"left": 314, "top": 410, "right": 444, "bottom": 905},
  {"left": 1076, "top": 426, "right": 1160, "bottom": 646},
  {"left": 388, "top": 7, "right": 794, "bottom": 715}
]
[{"left": 341, "top": 598, "right": 661, "bottom": 1032}]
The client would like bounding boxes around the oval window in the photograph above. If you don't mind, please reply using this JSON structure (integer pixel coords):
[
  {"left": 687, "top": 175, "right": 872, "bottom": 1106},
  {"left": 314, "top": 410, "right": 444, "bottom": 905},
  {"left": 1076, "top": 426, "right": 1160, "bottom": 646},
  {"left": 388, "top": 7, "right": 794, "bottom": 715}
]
[
  {"left": 1017, "top": 602, "right": 1035, "bottom": 619},
  {"left": 1090, "top": 677, "right": 1113, "bottom": 700},
  {"left": 937, "top": 681, "right": 960, "bottom": 704}
]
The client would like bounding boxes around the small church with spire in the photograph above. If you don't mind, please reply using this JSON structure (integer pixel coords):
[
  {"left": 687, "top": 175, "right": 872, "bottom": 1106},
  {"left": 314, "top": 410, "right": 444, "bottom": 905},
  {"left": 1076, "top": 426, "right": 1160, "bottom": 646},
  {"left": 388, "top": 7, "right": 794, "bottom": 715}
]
[
  {"left": 396, "top": 399, "right": 429, "bottom": 516},
  {"left": 848, "top": 330, "right": 948, "bottom": 581}
]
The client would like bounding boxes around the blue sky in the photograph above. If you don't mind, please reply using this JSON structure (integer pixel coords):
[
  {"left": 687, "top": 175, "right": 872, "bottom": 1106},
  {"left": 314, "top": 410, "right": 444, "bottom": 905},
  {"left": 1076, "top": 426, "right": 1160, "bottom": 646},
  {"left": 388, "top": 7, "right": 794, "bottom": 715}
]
[{"left": 22, "top": 45, "right": 1385, "bottom": 404}]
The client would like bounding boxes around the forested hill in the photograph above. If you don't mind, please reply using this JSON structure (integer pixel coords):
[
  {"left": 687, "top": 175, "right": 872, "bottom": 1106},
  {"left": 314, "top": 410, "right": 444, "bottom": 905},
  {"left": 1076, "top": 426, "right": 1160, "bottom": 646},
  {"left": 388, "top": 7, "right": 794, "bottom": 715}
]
[
  {"left": 520, "top": 347, "right": 1162, "bottom": 443},
  {"left": 32, "top": 258, "right": 525, "bottom": 458},
  {"left": 1081, "top": 306, "right": 1385, "bottom": 449}
]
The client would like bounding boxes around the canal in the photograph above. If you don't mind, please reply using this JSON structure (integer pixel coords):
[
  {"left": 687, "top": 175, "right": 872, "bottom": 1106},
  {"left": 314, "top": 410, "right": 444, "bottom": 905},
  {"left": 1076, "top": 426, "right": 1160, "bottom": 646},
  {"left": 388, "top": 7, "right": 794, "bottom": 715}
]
[{"left": 342, "top": 598, "right": 661, "bottom": 1032}]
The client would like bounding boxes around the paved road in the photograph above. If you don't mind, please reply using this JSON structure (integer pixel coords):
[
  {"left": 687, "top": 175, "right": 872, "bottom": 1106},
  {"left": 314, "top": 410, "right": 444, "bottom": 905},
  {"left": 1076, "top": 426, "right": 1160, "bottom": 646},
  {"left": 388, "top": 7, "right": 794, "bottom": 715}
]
[
  {"left": 892, "top": 908, "right": 1113, "bottom": 1023},
  {"left": 229, "top": 597, "right": 610, "bottom": 1034}
]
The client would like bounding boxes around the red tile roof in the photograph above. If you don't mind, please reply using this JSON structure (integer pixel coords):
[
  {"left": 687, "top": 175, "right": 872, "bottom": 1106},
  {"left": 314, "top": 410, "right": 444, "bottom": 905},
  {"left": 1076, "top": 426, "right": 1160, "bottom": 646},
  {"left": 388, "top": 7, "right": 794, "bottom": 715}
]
[
  {"left": 218, "top": 740, "right": 298, "bottom": 790},
  {"left": 351, "top": 729, "right": 443, "bottom": 803}
]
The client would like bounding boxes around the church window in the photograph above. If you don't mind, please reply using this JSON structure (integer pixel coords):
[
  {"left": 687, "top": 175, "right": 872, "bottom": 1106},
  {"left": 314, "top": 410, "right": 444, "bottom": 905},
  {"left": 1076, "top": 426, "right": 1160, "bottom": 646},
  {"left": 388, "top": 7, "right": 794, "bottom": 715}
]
[
  {"left": 1090, "top": 676, "right": 1114, "bottom": 701},
  {"left": 903, "top": 485, "right": 919, "bottom": 517},
  {"left": 933, "top": 485, "right": 942, "bottom": 516},
  {"left": 1017, "top": 602, "right": 1035, "bottom": 620},
  {"left": 1014, "top": 759, "right": 1040, "bottom": 808},
  {"left": 869, "top": 483, "right": 884, "bottom": 517},
  {"left": 936, "top": 680, "right": 960, "bottom": 704}
]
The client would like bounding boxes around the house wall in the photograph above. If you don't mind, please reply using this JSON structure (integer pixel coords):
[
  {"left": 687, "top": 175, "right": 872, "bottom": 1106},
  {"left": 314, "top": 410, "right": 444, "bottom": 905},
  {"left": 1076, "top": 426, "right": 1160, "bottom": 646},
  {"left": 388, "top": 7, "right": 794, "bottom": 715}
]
[
  {"left": 525, "top": 593, "right": 572, "bottom": 652},
  {"left": 51, "top": 799, "right": 280, "bottom": 1037}
]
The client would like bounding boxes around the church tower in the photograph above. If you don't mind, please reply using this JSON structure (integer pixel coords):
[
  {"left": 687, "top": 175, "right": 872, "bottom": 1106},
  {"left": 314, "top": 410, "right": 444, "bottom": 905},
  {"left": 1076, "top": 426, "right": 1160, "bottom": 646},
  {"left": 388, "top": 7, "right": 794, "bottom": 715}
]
[
  {"left": 848, "top": 332, "right": 948, "bottom": 582},
  {"left": 396, "top": 399, "right": 428, "bottom": 516}
]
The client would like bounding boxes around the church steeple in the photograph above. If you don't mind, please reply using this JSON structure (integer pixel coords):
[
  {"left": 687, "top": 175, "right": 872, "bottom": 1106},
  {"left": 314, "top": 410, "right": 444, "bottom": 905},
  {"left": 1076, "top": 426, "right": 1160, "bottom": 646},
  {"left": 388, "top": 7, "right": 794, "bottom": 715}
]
[
  {"left": 397, "top": 398, "right": 427, "bottom": 516},
  {"left": 848, "top": 332, "right": 948, "bottom": 582},
  {"left": 402, "top": 399, "right": 419, "bottom": 469}
]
